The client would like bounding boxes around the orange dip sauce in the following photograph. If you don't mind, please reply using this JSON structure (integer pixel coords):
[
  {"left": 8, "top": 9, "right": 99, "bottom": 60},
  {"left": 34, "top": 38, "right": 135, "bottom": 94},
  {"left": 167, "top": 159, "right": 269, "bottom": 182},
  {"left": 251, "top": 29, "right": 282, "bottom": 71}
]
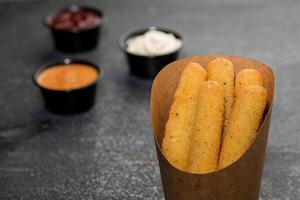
[{"left": 37, "top": 64, "right": 99, "bottom": 91}]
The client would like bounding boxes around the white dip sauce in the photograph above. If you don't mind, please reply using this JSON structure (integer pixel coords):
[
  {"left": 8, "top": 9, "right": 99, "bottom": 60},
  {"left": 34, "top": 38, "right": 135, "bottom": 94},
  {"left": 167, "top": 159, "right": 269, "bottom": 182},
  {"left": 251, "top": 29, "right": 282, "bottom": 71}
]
[{"left": 126, "top": 29, "right": 182, "bottom": 56}]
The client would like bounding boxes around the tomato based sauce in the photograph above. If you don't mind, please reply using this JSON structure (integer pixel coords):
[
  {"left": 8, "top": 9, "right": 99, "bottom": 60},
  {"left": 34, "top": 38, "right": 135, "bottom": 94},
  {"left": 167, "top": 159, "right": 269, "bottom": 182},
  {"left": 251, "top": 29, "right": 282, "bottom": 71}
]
[{"left": 50, "top": 9, "right": 101, "bottom": 31}]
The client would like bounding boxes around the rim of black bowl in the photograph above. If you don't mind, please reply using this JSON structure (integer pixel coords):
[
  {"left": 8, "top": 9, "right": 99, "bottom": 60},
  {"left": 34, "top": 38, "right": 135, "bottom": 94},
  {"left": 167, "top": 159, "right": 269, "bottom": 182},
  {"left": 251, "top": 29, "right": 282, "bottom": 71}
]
[
  {"left": 33, "top": 58, "right": 102, "bottom": 93},
  {"left": 44, "top": 5, "right": 105, "bottom": 33},
  {"left": 119, "top": 26, "right": 183, "bottom": 58}
]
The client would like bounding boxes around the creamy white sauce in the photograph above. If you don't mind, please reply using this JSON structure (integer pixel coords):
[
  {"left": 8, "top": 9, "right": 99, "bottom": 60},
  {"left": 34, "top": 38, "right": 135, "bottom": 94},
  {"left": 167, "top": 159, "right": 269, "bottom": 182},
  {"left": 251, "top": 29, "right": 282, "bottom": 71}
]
[{"left": 126, "top": 30, "right": 182, "bottom": 56}]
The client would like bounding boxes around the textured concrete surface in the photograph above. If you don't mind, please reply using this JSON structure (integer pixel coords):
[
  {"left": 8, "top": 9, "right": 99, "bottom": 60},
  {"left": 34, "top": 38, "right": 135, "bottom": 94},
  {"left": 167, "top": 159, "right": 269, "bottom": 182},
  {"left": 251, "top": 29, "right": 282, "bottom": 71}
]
[{"left": 0, "top": 0, "right": 299, "bottom": 199}]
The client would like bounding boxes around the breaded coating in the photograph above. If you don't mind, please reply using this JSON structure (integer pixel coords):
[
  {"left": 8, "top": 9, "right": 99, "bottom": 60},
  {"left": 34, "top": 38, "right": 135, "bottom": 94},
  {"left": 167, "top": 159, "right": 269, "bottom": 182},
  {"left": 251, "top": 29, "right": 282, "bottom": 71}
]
[
  {"left": 207, "top": 58, "right": 234, "bottom": 131},
  {"left": 162, "top": 63, "right": 208, "bottom": 171},
  {"left": 235, "top": 68, "right": 263, "bottom": 97},
  {"left": 187, "top": 81, "right": 225, "bottom": 173},
  {"left": 218, "top": 85, "right": 267, "bottom": 169}
]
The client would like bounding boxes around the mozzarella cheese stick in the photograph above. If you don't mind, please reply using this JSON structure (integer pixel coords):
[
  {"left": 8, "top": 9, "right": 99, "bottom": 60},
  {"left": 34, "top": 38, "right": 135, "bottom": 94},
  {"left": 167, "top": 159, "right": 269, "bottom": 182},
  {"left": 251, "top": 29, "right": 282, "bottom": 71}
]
[
  {"left": 162, "top": 63, "right": 207, "bottom": 171},
  {"left": 235, "top": 68, "right": 263, "bottom": 98},
  {"left": 187, "top": 81, "right": 224, "bottom": 173},
  {"left": 207, "top": 58, "right": 234, "bottom": 131},
  {"left": 218, "top": 85, "right": 267, "bottom": 169}
]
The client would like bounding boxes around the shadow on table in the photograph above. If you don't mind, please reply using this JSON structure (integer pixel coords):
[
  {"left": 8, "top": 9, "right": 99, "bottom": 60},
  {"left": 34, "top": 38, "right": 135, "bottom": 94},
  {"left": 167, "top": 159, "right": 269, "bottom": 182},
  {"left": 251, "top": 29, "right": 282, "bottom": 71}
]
[{"left": 0, "top": 123, "right": 42, "bottom": 158}]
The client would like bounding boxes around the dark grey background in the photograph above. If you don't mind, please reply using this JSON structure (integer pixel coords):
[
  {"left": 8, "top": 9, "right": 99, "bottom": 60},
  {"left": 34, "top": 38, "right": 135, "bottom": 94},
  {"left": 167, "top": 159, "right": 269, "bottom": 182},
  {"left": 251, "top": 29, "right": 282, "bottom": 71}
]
[{"left": 0, "top": 0, "right": 299, "bottom": 199}]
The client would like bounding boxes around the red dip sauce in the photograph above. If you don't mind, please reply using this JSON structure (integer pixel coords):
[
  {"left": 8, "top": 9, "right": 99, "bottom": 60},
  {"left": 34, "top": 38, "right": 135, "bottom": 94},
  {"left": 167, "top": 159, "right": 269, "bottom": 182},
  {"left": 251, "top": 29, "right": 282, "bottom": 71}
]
[{"left": 50, "top": 9, "right": 101, "bottom": 31}]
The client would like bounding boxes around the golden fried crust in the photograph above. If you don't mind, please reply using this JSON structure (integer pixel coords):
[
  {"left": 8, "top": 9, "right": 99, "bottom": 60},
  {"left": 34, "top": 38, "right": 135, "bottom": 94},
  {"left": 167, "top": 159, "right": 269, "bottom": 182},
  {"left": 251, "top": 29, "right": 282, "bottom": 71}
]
[
  {"left": 187, "top": 81, "right": 224, "bottom": 173},
  {"left": 162, "top": 63, "right": 208, "bottom": 171},
  {"left": 235, "top": 68, "right": 263, "bottom": 98},
  {"left": 207, "top": 58, "right": 234, "bottom": 131},
  {"left": 218, "top": 85, "right": 267, "bottom": 169}
]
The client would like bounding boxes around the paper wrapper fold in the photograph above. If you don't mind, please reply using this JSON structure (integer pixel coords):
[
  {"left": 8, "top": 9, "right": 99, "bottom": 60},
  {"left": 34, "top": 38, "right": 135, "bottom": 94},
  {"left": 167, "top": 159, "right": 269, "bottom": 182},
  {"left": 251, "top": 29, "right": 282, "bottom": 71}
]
[{"left": 150, "top": 55, "right": 275, "bottom": 200}]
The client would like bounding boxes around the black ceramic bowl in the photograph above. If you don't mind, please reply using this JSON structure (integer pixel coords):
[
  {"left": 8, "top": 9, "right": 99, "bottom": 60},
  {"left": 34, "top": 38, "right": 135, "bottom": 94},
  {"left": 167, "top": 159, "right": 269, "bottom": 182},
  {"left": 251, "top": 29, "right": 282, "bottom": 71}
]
[
  {"left": 33, "top": 59, "right": 101, "bottom": 114},
  {"left": 119, "top": 27, "right": 183, "bottom": 79},
  {"left": 44, "top": 5, "right": 104, "bottom": 52}
]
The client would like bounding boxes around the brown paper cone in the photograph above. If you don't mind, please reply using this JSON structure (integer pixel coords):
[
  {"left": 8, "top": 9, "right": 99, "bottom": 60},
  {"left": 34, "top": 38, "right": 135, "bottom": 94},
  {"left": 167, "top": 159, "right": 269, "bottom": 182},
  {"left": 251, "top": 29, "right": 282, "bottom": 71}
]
[{"left": 150, "top": 55, "right": 275, "bottom": 200}]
